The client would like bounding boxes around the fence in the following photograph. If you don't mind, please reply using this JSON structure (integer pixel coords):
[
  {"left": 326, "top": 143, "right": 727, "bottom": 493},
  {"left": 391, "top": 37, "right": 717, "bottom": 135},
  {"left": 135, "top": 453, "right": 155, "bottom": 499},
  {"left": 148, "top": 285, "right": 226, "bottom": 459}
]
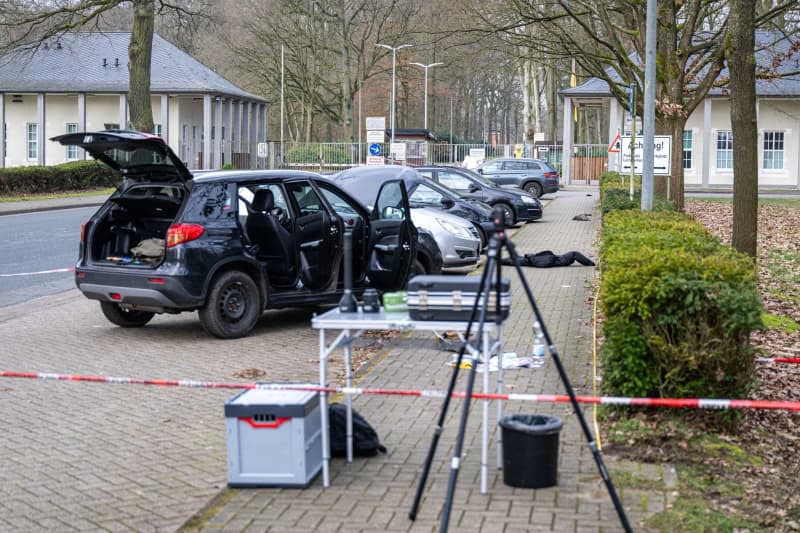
[
  {"left": 179, "top": 140, "right": 611, "bottom": 184},
  {"left": 261, "top": 142, "right": 567, "bottom": 173}
]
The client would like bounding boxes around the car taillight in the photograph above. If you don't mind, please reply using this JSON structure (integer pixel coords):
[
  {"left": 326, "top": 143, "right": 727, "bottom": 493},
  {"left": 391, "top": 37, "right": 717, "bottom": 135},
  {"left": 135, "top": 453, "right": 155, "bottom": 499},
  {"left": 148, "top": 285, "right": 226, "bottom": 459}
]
[
  {"left": 80, "top": 221, "right": 88, "bottom": 243},
  {"left": 166, "top": 223, "right": 205, "bottom": 247},
  {"left": 544, "top": 171, "right": 557, "bottom": 179}
]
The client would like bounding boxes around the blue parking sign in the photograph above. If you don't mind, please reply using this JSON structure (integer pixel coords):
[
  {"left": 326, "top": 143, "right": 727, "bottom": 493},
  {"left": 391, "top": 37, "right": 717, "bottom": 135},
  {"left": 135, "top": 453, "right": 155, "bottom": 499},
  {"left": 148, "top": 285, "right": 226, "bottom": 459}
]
[{"left": 369, "top": 143, "right": 381, "bottom": 156}]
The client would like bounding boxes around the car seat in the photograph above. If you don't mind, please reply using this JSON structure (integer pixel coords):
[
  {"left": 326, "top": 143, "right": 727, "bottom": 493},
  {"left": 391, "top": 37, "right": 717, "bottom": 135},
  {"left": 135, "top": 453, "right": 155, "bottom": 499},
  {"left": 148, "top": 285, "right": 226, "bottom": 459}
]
[{"left": 246, "top": 189, "right": 296, "bottom": 284}]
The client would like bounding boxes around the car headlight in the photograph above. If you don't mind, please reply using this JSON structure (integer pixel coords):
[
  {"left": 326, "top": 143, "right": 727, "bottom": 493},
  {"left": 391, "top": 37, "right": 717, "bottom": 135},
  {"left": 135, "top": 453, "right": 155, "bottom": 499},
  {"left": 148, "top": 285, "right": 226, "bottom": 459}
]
[
  {"left": 436, "top": 217, "right": 472, "bottom": 239},
  {"left": 521, "top": 195, "right": 538, "bottom": 205}
]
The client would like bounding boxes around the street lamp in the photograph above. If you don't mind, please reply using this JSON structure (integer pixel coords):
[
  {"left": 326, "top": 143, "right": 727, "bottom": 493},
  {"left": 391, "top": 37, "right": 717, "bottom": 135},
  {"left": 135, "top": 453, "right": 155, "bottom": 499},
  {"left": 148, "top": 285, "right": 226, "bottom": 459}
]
[
  {"left": 409, "top": 62, "right": 443, "bottom": 131},
  {"left": 376, "top": 43, "right": 412, "bottom": 153}
]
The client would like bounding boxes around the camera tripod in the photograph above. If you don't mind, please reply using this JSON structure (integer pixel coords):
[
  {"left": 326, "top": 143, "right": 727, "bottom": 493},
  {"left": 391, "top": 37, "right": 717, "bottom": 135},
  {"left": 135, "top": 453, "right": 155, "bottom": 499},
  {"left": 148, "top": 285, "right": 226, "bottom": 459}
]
[{"left": 408, "top": 207, "right": 632, "bottom": 533}]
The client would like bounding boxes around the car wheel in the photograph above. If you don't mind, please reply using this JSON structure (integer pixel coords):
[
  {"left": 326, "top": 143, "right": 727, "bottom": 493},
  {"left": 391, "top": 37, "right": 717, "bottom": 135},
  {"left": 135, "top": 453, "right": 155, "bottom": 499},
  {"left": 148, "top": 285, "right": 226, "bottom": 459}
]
[
  {"left": 199, "top": 270, "right": 261, "bottom": 339},
  {"left": 524, "top": 181, "right": 544, "bottom": 198},
  {"left": 100, "top": 301, "right": 155, "bottom": 328},
  {"left": 474, "top": 224, "right": 488, "bottom": 250},
  {"left": 410, "top": 257, "right": 428, "bottom": 277},
  {"left": 494, "top": 202, "right": 515, "bottom": 227}
]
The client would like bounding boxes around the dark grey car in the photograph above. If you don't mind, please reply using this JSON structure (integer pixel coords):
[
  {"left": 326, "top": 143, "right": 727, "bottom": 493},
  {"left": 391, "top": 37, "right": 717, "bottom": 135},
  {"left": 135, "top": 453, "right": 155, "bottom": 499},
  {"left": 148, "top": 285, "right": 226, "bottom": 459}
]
[{"left": 476, "top": 158, "right": 560, "bottom": 197}]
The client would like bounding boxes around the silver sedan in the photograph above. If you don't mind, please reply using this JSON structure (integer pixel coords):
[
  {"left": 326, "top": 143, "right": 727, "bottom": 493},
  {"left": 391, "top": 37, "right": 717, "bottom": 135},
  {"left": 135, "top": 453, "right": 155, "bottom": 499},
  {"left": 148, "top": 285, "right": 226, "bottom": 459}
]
[{"left": 410, "top": 207, "right": 481, "bottom": 270}]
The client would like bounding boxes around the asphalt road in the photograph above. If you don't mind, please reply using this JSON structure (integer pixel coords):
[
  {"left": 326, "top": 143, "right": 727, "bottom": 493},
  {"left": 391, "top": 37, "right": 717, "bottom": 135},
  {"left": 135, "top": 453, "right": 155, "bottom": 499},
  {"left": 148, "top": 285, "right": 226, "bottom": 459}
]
[{"left": 0, "top": 206, "right": 93, "bottom": 308}]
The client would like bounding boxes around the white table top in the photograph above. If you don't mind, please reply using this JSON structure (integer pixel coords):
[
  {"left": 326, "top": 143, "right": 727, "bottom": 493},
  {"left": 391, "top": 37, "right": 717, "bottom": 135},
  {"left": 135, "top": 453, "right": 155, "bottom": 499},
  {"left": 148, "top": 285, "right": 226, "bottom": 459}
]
[{"left": 311, "top": 307, "right": 501, "bottom": 333}]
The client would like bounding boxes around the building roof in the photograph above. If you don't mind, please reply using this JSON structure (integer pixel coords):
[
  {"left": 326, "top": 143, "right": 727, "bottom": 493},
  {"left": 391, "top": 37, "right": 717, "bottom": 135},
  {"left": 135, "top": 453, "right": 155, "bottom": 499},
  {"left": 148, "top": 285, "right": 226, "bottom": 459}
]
[
  {"left": 560, "top": 31, "right": 800, "bottom": 99},
  {"left": 0, "top": 32, "right": 267, "bottom": 103}
]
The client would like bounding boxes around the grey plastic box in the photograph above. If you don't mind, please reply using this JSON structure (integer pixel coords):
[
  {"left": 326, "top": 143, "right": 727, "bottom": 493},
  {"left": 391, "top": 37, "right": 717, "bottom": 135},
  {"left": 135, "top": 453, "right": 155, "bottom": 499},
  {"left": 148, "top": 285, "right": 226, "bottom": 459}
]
[{"left": 225, "top": 387, "right": 322, "bottom": 488}]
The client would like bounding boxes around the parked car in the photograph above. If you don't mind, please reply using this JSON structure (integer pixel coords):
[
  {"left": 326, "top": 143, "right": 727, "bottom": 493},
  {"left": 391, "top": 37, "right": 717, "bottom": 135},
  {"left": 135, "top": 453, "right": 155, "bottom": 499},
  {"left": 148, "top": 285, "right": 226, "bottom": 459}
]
[
  {"left": 51, "top": 130, "right": 416, "bottom": 339},
  {"left": 475, "top": 158, "right": 560, "bottom": 197},
  {"left": 319, "top": 173, "right": 480, "bottom": 271},
  {"left": 331, "top": 165, "right": 495, "bottom": 247},
  {"left": 415, "top": 165, "right": 543, "bottom": 226},
  {"left": 410, "top": 207, "right": 481, "bottom": 270}
]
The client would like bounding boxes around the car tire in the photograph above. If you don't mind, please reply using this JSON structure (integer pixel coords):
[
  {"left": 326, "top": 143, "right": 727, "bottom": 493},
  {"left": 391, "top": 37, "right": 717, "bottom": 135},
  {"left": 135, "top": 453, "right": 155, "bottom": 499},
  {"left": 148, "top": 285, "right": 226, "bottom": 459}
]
[
  {"left": 199, "top": 270, "right": 261, "bottom": 339},
  {"left": 494, "top": 202, "right": 515, "bottom": 227},
  {"left": 410, "top": 257, "right": 428, "bottom": 277},
  {"left": 524, "top": 181, "right": 544, "bottom": 198},
  {"left": 100, "top": 301, "right": 155, "bottom": 328}
]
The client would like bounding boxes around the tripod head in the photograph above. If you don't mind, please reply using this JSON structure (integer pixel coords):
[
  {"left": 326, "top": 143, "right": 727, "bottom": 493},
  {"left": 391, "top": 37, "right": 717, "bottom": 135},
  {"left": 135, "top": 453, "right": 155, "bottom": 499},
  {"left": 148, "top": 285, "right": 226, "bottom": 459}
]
[{"left": 490, "top": 205, "right": 507, "bottom": 235}]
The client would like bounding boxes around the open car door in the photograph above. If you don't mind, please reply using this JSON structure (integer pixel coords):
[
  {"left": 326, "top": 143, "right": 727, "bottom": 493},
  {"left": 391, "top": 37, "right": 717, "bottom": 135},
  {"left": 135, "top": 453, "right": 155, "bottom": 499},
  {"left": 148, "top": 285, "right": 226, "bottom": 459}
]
[{"left": 367, "top": 180, "right": 416, "bottom": 291}]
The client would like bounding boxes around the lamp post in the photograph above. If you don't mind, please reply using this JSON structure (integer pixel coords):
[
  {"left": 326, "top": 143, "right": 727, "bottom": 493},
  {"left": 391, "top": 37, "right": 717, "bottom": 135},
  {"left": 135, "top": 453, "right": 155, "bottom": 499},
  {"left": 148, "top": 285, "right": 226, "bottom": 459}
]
[
  {"left": 376, "top": 43, "right": 412, "bottom": 153},
  {"left": 409, "top": 61, "right": 443, "bottom": 131}
]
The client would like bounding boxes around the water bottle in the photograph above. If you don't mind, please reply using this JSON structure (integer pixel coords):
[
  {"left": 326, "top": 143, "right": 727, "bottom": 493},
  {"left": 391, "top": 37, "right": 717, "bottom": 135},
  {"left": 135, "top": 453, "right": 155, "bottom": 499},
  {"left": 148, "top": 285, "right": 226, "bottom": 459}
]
[{"left": 531, "top": 321, "right": 546, "bottom": 368}]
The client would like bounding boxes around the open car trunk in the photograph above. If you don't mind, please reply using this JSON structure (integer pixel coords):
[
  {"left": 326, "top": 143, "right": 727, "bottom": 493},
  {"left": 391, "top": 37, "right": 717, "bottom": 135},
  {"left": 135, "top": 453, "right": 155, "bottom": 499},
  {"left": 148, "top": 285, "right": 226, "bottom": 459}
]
[{"left": 88, "top": 183, "right": 187, "bottom": 266}]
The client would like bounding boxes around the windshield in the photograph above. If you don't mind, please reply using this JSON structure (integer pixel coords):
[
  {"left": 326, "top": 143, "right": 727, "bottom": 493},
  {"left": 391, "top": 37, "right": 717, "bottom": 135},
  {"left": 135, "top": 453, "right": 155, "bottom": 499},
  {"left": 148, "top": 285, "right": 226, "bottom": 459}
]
[{"left": 458, "top": 168, "right": 497, "bottom": 187}]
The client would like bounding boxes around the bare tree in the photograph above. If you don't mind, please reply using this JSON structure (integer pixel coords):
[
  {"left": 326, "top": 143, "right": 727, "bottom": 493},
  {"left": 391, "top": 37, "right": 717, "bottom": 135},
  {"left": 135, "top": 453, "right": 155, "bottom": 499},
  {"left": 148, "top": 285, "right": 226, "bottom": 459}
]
[
  {"left": 0, "top": 0, "right": 208, "bottom": 132},
  {"left": 470, "top": 0, "right": 799, "bottom": 210}
]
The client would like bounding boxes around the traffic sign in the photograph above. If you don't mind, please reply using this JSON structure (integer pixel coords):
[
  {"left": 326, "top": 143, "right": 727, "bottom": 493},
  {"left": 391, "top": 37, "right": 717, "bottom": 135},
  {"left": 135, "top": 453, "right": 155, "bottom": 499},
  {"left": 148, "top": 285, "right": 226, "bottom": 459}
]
[
  {"left": 620, "top": 135, "right": 672, "bottom": 175},
  {"left": 257, "top": 142, "right": 269, "bottom": 158},
  {"left": 608, "top": 133, "right": 621, "bottom": 153},
  {"left": 366, "top": 156, "right": 384, "bottom": 166},
  {"left": 366, "top": 130, "right": 384, "bottom": 143},
  {"left": 369, "top": 143, "right": 382, "bottom": 156}
]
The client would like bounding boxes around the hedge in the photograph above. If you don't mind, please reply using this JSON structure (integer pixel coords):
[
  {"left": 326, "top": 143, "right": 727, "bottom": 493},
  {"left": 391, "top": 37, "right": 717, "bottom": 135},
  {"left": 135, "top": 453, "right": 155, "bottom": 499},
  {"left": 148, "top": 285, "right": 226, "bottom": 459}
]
[
  {"left": 0, "top": 160, "right": 116, "bottom": 195},
  {"left": 599, "top": 180, "right": 762, "bottom": 400}
]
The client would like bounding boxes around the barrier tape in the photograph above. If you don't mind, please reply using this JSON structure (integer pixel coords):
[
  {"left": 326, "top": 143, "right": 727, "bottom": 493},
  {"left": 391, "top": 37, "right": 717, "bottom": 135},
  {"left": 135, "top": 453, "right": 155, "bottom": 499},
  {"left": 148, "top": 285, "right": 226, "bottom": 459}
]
[
  {"left": 3, "top": 370, "right": 800, "bottom": 412},
  {"left": 757, "top": 357, "right": 800, "bottom": 365},
  {"left": 0, "top": 267, "right": 74, "bottom": 277}
]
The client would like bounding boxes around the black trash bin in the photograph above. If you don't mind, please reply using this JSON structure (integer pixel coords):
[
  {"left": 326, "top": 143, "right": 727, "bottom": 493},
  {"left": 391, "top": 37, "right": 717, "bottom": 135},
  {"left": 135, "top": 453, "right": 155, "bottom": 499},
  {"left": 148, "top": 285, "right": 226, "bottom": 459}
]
[{"left": 499, "top": 414, "right": 563, "bottom": 488}]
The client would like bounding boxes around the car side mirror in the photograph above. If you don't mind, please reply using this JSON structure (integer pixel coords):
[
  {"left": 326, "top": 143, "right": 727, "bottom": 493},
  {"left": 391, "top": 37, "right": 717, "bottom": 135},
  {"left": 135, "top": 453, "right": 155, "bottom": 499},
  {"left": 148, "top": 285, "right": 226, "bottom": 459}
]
[
  {"left": 468, "top": 184, "right": 480, "bottom": 193},
  {"left": 441, "top": 197, "right": 455, "bottom": 209},
  {"left": 381, "top": 205, "right": 404, "bottom": 220},
  {"left": 476, "top": 168, "right": 483, "bottom": 174}
]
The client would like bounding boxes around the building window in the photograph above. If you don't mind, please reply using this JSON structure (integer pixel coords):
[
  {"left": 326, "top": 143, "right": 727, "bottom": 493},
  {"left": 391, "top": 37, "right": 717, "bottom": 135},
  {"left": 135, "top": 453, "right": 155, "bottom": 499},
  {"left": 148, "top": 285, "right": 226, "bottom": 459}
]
[
  {"left": 104, "top": 123, "right": 120, "bottom": 131},
  {"left": 716, "top": 130, "right": 733, "bottom": 169},
  {"left": 27, "top": 123, "right": 38, "bottom": 160},
  {"left": 682, "top": 130, "right": 693, "bottom": 169},
  {"left": 763, "top": 131, "right": 784, "bottom": 170},
  {"left": 66, "top": 123, "right": 79, "bottom": 160}
]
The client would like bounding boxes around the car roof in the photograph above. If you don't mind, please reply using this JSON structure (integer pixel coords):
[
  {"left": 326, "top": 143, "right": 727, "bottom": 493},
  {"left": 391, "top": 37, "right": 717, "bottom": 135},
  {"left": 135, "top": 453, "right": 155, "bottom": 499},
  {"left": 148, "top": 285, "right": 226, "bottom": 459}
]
[{"left": 192, "top": 169, "right": 325, "bottom": 184}]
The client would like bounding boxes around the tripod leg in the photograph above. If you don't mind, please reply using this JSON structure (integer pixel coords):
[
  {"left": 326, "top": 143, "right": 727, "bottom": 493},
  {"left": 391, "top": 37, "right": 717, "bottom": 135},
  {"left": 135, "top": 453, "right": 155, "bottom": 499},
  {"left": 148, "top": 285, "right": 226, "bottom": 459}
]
[
  {"left": 408, "top": 253, "right": 495, "bottom": 521},
  {"left": 503, "top": 240, "right": 633, "bottom": 533},
  {"left": 439, "top": 241, "right": 500, "bottom": 533}
]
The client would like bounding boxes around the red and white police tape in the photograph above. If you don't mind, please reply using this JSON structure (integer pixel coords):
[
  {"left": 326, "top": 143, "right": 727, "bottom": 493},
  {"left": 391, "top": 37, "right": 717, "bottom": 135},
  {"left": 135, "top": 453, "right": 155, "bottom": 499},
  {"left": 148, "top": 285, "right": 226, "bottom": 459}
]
[
  {"left": 0, "top": 267, "right": 74, "bottom": 277},
  {"left": 757, "top": 357, "right": 800, "bottom": 365},
  {"left": 2, "top": 370, "right": 800, "bottom": 412}
]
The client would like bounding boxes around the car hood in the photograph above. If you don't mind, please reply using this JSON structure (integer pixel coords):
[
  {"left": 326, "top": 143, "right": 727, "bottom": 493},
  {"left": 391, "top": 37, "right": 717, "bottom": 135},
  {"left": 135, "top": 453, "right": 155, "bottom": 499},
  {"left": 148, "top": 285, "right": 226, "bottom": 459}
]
[
  {"left": 50, "top": 130, "right": 192, "bottom": 183},
  {"left": 410, "top": 207, "right": 475, "bottom": 230}
]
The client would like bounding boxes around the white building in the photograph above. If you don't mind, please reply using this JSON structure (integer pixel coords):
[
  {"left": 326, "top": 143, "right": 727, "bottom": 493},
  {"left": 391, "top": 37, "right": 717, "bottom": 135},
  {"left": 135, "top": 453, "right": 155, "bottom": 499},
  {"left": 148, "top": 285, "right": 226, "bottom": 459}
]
[
  {"left": 0, "top": 32, "right": 269, "bottom": 170},
  {"left": 560, "top": 31, "right": 800, "bottom": 190}
]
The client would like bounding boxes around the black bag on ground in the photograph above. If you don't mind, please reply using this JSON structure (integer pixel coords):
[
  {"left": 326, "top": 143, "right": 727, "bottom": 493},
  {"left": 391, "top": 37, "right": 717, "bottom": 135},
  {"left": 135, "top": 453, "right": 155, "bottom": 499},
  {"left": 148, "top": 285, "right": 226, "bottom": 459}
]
[{"left": 329, "top": 403, "right": 387, "bottom": 457}]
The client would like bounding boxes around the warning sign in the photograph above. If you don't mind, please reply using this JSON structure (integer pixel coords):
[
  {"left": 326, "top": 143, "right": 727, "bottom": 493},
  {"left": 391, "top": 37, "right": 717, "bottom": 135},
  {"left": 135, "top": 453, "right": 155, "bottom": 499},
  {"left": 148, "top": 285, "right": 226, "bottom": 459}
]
[{"left": 608, "top": 133, "right": 621, "bottom": 153}]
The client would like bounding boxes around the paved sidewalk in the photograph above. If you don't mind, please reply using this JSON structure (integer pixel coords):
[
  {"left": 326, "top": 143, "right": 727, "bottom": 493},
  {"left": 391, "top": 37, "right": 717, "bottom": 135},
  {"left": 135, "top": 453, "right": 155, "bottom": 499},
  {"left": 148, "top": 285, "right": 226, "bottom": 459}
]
[
  {"left": 0, "top": 193, "right": 109, "bottom": 216},
  {"left": 184, "top": 187, "right": 675, "bottom": 532}
]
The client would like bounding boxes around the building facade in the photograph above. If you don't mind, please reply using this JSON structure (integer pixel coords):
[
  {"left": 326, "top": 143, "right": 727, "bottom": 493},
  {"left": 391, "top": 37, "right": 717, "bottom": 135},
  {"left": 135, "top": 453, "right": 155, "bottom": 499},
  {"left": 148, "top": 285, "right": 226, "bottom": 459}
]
[
  {"left": 0, "top": 32, "right": 269, "bottom": 170},
  {"left": 560, "top": 32, "right": 800, "bottom": 190}
]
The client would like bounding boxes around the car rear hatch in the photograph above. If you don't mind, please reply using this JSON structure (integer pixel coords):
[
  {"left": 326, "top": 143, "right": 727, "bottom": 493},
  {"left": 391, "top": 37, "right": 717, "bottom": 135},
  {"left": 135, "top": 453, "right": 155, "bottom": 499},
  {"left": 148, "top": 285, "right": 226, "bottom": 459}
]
[{"left": 50, "top": 130, "right": 192, "bottom": 184}]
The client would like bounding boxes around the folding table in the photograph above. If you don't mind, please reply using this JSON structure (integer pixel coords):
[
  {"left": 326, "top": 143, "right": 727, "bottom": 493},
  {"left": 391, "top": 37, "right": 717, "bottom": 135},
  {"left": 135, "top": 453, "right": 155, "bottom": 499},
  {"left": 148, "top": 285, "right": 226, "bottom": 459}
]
[{"left": 311, "top": 307, "right": 505, "bottom": 493}]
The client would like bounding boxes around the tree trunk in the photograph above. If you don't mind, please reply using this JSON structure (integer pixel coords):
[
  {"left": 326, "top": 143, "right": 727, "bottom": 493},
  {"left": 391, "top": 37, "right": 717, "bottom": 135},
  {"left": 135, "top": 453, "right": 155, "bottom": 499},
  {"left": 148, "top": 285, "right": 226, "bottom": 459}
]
[
  {"left": 128, "top": 0, "right": 155, "bottom": 132},
  {"left": 728, "top": 0, "right": 758, "bottom": 257}
]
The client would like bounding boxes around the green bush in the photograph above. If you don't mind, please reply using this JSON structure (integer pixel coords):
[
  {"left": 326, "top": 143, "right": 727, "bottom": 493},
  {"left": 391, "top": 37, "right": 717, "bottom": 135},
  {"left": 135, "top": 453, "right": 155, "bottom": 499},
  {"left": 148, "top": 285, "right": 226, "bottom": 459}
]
[
  {"left": 599, "top": 209, "right": 762, "bottom": 399},
  {"left": 0, "top": 160, "right": 115, "bottom": 195}
]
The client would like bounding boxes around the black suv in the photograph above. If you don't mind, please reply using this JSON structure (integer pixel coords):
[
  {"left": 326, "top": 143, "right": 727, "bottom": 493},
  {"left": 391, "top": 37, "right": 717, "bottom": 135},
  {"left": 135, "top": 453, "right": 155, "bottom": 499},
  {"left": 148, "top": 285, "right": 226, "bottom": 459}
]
[
  {"left": 415, "top": 166, "right": 543, "bottom": 226},
  {"left": 52, "top": 131, "right": 416, "bottom": 338}
]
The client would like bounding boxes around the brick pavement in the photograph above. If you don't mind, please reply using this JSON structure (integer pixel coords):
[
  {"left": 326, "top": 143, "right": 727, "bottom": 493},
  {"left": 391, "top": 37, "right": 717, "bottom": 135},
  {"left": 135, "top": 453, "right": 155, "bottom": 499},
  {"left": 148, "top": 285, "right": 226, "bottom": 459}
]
[
  {"left": 186, "top": 188, "right": 676, "bottom": 533},
  {"left": 0, "top": 187, "right": 677, "bottom": 532}
]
